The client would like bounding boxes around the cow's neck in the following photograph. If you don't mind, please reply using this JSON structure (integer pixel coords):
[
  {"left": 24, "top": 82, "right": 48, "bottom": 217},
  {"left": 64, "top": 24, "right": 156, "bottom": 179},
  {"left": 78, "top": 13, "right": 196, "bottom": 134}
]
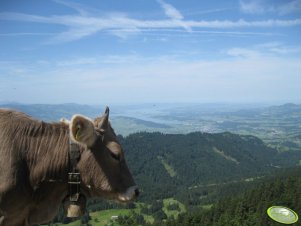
[{"left": 25, "top": 124, "right": 71, "bottom": 188}]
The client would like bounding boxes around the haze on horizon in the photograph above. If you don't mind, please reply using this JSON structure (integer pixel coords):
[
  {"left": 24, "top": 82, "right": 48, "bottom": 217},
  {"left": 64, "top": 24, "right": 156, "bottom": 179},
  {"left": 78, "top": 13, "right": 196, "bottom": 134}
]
[{"left": 0, "top": 0, "right": 301, "bottom": 105}]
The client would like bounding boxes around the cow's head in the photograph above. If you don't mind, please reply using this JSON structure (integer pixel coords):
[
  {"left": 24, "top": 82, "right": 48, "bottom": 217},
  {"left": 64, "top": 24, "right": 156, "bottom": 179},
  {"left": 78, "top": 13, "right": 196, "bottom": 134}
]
[{"left": 68, "top": 107, "right": 138, "bottom": 203}]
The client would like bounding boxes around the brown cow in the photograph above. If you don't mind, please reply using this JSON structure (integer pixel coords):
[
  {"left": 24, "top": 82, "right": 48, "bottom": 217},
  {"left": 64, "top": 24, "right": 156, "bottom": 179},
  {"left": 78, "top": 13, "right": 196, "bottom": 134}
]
[{"left": 0, "top": 107, "right": 138, "bottom": 226}]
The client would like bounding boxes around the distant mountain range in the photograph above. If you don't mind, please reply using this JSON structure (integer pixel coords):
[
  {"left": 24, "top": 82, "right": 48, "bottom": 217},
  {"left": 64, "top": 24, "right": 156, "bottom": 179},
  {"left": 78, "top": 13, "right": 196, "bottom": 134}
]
[
  {"left": 1, "top": 102, "right": 301, "bottom": 151},
  {"left": 0, "top": 103, "right": 102, "bottom": 121}
]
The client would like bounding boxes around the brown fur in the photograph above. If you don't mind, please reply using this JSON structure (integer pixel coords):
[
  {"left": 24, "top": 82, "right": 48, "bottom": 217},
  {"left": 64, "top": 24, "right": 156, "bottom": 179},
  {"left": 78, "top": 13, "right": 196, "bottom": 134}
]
[{"left": 0, "top": 108, "right": 137, "bottom": 226}]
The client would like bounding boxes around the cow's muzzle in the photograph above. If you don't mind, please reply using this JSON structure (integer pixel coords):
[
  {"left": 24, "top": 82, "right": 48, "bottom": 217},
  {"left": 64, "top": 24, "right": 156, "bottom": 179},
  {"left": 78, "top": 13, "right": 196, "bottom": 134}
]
[{"left": 118, "top": 186, "right": 139, "bottom": 202}]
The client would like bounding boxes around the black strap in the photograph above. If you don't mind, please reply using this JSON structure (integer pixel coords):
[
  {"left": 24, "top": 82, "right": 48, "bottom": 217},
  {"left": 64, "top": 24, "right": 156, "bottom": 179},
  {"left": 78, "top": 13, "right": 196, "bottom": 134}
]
[
  {"left": 68, "top": 140, "right": 81, "bottom": 202},
  {"left": 69, "top": 142, "right": 80, "bottom": 172}
]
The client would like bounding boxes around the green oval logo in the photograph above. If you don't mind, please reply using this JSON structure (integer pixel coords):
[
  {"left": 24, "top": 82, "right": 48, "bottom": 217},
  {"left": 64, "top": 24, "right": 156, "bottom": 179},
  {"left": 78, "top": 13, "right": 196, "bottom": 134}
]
[{"left": 267, "top": 206, "right": 299, "bottom": 224}]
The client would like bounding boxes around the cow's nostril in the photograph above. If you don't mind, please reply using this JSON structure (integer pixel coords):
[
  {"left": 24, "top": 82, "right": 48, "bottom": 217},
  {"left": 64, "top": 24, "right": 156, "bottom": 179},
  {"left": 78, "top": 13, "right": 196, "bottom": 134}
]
[{"left": 134, "top": 188, "right": 140, "bottom": 197}]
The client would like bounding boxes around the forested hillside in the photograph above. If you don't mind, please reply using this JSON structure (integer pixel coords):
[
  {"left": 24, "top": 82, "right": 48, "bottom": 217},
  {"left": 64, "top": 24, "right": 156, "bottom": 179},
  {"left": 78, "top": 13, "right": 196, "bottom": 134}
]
[
  {"left": 152, "top": 167, "right": 301, "bottom": 226},
  {"left": 1, "top": 103, "right": 300, "bottom": 225},
  {"left": 120, "top": 132, "right": 301, "bottom": 204},
  {"left": 37, "top": 132, "right": 301, "bottom": 225}
]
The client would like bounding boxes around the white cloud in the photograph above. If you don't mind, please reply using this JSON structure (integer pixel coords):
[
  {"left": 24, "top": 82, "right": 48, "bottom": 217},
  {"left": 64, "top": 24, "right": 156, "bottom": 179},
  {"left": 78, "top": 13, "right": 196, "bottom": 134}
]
[
  {"left": 1, "top": 1, "right": 301, "bottom": 43},
  {"left": 156, "top": 0, "right": 191, "bottom": 32},
  {"left": 2, "top": 52, "right": 301, "bottom": 104},
  {"left": 254, "top": 42, "right": 301, "bottom": 55},
  {"left": 185, "top": 8, "right": 232, "bottom": 16},
  {"left": 108, "top": 28, "right": 141, "bottom": 39},
  {"left": 227, "top": 48, "right": 260, "bottom": 58},
  {"left": 269, "top": 46, "right": 301, "bottom": 54},
  {"left": 240, "top": 0, "right": 301, "bottom": 15},
  {"left": 157, "top": 0, "right": 183, "bottom": 20},
  {"left": 278, "top": 0, "right": 301, "bottom": 15},
  {"left": 239, "top": 0, "right": 265, "bottom": 14},
  {"left": 53, "top": 0, "right": 90, "bottom": 16},
  {"left": 0, "top": 32, "right": 54, "bottom": 36},
  {"left": 56, "top": 57, "right": 98, "bottom": 66},
  {"left": 186, "top": 19, "right": 301, "bottom": 28}
]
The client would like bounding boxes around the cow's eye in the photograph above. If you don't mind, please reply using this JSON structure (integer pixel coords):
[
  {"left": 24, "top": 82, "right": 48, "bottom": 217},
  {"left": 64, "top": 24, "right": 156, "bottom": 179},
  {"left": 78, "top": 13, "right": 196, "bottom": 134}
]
[
  {"left": 95, "top": 128, "right": 105, "bottom": 141},
  {"left": 110, "top": 152, "right": 120, "bottom": 161}
]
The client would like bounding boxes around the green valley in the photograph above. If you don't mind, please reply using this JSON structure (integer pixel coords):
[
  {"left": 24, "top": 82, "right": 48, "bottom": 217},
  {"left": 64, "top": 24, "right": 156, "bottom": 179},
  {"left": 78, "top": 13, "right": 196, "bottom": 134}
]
[
  {"left": 1, "top": 103, "right": 300, "bottom": 226},
  {"left": 40, "top": 130, "right": 301, "bottom": 226}
]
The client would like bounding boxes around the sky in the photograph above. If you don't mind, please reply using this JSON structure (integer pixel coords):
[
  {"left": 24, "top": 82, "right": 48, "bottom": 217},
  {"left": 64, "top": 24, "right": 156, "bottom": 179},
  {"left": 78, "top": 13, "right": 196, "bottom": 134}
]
[{"left": 0, "top": 0, "right": 301, "bottom": 105}]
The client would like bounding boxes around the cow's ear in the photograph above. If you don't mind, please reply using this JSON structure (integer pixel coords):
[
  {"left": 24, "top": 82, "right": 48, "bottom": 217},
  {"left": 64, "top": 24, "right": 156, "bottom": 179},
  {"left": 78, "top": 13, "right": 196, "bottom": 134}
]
[
  {"left": 98, "top": 106, "right": 109, "bottom": 131},
  {"left": 70, "top": 115, "right": 97, "bottom": 147}
]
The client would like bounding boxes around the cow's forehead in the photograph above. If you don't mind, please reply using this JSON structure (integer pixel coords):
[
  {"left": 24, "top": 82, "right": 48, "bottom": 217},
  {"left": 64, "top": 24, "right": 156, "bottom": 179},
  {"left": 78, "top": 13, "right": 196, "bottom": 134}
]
[
  {"left": 93, "top": 116, "right": 103, "bottom": 127},
  {"left": 94, "top": 116, "right": 107, "bottom": 127},
  {"left": 94, "top": 116, "right": 117, "bottom": 138}
]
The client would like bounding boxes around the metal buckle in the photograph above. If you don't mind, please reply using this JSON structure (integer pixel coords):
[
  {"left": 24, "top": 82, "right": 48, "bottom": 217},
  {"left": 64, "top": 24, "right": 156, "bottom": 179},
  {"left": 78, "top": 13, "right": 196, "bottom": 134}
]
[
  {"left": 68, "top": 172, "right": 81, "bottom": 202},
  {"left": 68, "top": 172, "right": 80, "bottom": 184}
]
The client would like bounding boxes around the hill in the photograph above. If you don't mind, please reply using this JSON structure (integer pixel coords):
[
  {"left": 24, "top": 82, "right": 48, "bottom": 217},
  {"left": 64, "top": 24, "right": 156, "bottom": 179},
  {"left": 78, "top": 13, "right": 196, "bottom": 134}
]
[
  {"left": 1, "top": 103, "right": 300, "bottom": 225},
  {"left": 120, "top": 132, "right": 301, "bottom": 204},
  {"left": 53, "top": 167, "right": 301, "bottom": 226},
  {"left": 155, "top": 167, "right": 301, "bottom": 226},
  {"left": 41, "top": 131, "right": 301, "bottom": 225}
]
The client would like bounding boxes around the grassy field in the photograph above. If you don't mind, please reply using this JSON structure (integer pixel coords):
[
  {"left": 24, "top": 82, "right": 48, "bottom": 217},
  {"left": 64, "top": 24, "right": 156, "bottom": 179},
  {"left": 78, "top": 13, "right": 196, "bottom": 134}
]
[
  {"left": 133, "top": 202, "right": 154, "bottom": 224},
  {"left": 200, "top": 204, "right": 213, "bottom": 210},
  {"left": 157, "top": 156, "right": 177, "bottom": 178},
  {"left": 51, "top": 198, "right": 186, "bottom": 226},
  {"left": 89, "top": 209, "right": 130, "bottom": 226},
  {"left": 52, "top": 209, "right": 130, "bottom": 226},
  {"left": 162, "top": 198, "right": 186, "bottom": 219}
]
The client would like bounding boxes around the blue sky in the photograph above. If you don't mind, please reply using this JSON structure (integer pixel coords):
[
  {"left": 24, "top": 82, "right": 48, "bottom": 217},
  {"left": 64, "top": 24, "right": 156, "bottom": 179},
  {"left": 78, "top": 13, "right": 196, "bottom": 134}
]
[{"left": 0, "top": 0, "right": 301, "bottom": 104}]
